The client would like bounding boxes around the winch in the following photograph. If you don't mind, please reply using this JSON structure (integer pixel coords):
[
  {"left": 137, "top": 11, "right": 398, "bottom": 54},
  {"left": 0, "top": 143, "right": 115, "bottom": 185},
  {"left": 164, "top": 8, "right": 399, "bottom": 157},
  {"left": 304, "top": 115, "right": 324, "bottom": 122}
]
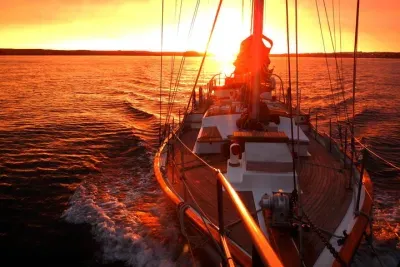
[{"left": 260, "top": 192, "right": 291, "bottom": 228}]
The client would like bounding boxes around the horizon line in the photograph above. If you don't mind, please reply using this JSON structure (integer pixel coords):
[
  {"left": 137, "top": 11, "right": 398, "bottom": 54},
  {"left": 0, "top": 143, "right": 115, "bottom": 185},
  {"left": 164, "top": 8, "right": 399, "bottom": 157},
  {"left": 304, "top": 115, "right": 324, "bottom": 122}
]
[
  {"left": 1, "top": 48, "right": 399, "bottom": 58},
  {"left": 1, "top": 48, "right": 400, "bottom": 53}
]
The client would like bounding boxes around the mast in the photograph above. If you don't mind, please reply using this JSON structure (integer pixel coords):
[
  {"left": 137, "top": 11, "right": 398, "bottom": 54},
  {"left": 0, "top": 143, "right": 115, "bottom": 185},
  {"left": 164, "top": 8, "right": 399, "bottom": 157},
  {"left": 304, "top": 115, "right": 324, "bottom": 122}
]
[{"left": 250, "top": 0, "right": 264, "bottom": 120}]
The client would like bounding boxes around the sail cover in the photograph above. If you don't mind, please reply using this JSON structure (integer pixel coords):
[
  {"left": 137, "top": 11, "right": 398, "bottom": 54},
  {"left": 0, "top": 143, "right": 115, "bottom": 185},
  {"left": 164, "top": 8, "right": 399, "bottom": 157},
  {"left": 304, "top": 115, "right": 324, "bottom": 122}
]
[{"left": 233, "top": 34, "right": 273, "bottom": 76}]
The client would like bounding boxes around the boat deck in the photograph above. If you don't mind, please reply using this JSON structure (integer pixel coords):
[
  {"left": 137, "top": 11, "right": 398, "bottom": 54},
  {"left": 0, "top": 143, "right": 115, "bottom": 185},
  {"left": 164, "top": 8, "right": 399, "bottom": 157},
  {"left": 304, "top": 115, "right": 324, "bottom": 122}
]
[{"left": 166, "top": 125, "right": 352, "bottom": 266}]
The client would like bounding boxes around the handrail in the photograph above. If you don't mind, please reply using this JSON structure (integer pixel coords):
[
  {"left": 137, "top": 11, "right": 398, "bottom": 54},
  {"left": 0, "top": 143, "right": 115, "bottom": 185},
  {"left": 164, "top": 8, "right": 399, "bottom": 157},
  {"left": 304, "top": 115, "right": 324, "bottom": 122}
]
[
  {"left": 171, "top": 131, "right": 283, "bottom": 266},
  {"left": 215, "top": 171, "right": 284, "bottom": 267}
]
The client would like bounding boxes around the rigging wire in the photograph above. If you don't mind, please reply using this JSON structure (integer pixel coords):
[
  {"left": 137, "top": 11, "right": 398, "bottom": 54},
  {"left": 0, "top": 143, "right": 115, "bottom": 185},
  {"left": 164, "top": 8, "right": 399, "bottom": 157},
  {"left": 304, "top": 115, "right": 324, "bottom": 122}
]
[
  {"left": 338, "top": 0, "right": 344, "bottom": 83},
  {"left": 350, "top": 0, "right": 361, "bottom": 183},
  {"left": 166, "top": 56, "right": 187, "bottom": 125},
  {"left": 251, "top": 0, "right": 254, "bottom": 33},
  {"left": 321, "top": 0, "right": 350, "bottom": 122},
  {"left": 352, "top": 0, "right": 360, "bottom": 134},
  {"left": 285, "top": 0, "right": 297, "bottom": 213},
  {"left": 354, "top": 138, "right": 400, "bottom": 171},
  {"left": 167, "top": 0, "right": 183, "bottom": 118},
  {"left": 337, "top": 0, "right": 348, "bottom": 136},
  {"left": 294, "top": 0, "right": 305, "bottom": 263},
  {"left": 332, "top": 0, "right": 340, "bottom": 117},
  {"left": 168, "top": 0, "right": 184, "bottom": 112},
  {"left": 184, "top": 0, "right": 224, "bottom": 114},
  {"left": 332, "top": 0, "right": 337, "bottom": 52},
  {"left": 159, "top": 0, "right": 165, "bottom": 144},
  {"left": 314, "top": 0, "right": 340, "bottom": 123},
  {"left": 164, "top": 0, "right": 200, "bottom": 126},
  {"left": 173, "top": 132, "right": 216, "bottom": 171},
  {"left": 242, "top": 0, "right": 244, "bottom": 26}
]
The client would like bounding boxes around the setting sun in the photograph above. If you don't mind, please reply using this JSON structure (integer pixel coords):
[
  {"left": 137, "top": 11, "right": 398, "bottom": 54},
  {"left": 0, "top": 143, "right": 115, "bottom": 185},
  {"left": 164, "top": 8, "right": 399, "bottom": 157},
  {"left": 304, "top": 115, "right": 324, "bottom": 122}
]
[
  {"left": 1, "top": 0, "right": 398, "bottom": 54},
  {"left": 0, "top": 1, "right": 399, "bottom": 266}
]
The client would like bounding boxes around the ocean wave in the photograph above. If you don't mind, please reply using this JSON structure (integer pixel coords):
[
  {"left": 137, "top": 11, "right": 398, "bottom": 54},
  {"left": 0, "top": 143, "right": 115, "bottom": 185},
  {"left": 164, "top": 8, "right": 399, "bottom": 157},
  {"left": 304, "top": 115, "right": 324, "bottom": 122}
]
[
  {"left": 62, "top": 168, "right": 190, "bottom": 267},
  {"left": 124, "top": 99, "right": 155, "bottom": 120}
]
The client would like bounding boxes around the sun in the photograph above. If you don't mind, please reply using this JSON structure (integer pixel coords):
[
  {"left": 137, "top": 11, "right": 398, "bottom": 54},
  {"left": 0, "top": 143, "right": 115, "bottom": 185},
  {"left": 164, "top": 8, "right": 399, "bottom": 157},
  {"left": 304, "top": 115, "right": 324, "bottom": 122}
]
[
  {"left": 209, "top": 42, "right": 237, "bottom": 75},
  {"left": 211, "top": 43, "right": 237, "bottom": 64}
]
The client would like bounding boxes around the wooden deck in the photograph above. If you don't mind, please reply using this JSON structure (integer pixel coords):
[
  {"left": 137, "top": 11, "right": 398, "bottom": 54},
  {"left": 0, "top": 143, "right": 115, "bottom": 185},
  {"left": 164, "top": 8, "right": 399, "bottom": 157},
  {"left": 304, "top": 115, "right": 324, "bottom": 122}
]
[
  {"left": 165, "top": 126, "right": 353, "bottom": 266},
  {"left": 167, "top": 129, "right": 257, "bottom": 254}
]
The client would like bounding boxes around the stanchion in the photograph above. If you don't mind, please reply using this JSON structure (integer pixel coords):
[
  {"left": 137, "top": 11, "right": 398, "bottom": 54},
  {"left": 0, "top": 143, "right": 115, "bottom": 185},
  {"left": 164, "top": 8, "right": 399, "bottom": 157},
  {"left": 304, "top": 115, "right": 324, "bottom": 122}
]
[
  {"left": 315, "top": 112, "right": 318, "bottom": 140},
  {"left": 329, "top": 118, "right": 332, "bottom": 152},
  {"left": 344, "top": 127, "right": 348, "bottom": 170},
  {"left": 172, "top": 118, "right": 175, "bottom": 184},
  {"left": 355, "top": 148, "right": 368, "bottom": 213},
  {"left": 180, "top": 144, "right": 186, "bottom": 201}
]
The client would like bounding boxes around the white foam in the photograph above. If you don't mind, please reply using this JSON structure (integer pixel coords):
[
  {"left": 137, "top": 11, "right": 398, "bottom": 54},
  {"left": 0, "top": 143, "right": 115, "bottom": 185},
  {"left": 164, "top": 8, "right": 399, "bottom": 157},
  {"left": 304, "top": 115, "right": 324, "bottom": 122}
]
[{"left": 62, "top": 167, "right": 189, "bottom": 266}]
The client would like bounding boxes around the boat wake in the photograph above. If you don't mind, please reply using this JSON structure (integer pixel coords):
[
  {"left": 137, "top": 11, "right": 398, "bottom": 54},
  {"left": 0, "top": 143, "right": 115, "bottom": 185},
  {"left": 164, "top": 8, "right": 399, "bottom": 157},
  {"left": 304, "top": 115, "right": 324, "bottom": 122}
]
[{"left": 62, "top": 138, "right": 191, "bottom": 266}]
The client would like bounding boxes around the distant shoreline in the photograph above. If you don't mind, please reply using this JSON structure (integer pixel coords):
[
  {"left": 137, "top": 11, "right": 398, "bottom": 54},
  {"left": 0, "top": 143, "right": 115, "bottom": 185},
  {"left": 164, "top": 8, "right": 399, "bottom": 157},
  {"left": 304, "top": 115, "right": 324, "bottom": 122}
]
[{"left": 1, "top": 49, "right": 399, "bottom": 58}]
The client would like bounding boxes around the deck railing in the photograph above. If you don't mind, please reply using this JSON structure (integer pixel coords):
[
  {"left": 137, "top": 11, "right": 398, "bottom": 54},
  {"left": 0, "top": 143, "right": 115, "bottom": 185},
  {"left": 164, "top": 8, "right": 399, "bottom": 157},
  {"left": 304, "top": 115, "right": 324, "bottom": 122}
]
[
  {"left": 308, "top": 112, "right": 372, "bottom": 208},
  {"left": 161, "top": 105, "right": 396, "bottom": 266},
  {"left": 308, "top": 111, "right": 376, "bottom": 266},
  {"left": 163, "top": 122, "right": 283, "bottom": 267},
  {"left": 215, "top": 171, "right": 284, "bottom": 267}
]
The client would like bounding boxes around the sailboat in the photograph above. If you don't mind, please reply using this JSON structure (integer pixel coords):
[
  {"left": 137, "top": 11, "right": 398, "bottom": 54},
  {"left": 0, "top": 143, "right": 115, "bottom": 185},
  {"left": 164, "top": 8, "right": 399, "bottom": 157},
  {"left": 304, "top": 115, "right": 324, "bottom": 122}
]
[{"left": 154, "top": 0, "right": 373, "bottom": 266}]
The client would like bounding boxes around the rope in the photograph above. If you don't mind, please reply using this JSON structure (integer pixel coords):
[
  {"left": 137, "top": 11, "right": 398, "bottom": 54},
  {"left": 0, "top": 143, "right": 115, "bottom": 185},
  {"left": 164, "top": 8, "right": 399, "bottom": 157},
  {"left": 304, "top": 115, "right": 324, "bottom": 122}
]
[
  {"left": 184, "top": 0, "right": 224, "bottom": 116},
  {"left": 354, "top": 138, "right": 400, "bottom": 171},
  {"left": 177, "top": 202, "right": 197, "bottom": 265},
  {"left": 178, "top": 202, "right": 192, "bottom": 237}
]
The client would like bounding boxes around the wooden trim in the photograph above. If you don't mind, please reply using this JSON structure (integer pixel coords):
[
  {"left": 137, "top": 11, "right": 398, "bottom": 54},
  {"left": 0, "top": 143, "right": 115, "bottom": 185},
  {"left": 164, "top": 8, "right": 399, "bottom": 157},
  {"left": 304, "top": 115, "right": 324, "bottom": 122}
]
[
  {"left": 153, "top": 135, "right": 252, "bottom": 267},
  {"left": 232, "top": 131, "right": 289, "bottom": 143},
  {"left": 246, "top": 161, "right": 293, "bottom": 172}
]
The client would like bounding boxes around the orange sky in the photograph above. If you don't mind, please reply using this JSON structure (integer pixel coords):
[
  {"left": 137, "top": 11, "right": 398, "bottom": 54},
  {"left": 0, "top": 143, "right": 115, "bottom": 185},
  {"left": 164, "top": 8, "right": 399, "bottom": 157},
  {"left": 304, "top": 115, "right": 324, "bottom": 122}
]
[{"left": 1, "top": 0, "right": 399, "bottom": 56}]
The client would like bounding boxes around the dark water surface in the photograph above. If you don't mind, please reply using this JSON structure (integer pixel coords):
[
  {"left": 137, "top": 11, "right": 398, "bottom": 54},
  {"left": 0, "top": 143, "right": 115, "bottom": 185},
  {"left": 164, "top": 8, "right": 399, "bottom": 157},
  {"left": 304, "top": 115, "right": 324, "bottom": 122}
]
[{"left": 0, "top": 56, "right": 398, "bottom": 266}]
